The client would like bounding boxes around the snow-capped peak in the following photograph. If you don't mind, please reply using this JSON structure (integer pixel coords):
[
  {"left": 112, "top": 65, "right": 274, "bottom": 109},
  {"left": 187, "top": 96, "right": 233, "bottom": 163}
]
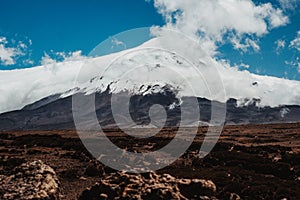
[{"left": 1, "top": 37, "right": 300, "bottom": 114}]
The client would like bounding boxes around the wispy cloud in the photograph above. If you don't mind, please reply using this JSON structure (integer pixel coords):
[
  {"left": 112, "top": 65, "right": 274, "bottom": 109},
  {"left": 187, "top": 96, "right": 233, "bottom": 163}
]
[
  {"left": 231, "top": 36, "right": 260, "bottom": 53},
  {"left": 285, "top": 57, "right": 300, "bottom": 73},
  {"left": 239, "top": 63, "right": 250, "bottom": 69},
  {"left": 111, "top": 37, "right": 127, "bottom": 49},
  {"left": 275, "top": 39, "right": 286, "bottom": 54},
  {"left": 289, "top": 31, "right": 300, "bottom": 51},
  {"left": 278, "top": 0, "right": 299, "bottom": 11}
]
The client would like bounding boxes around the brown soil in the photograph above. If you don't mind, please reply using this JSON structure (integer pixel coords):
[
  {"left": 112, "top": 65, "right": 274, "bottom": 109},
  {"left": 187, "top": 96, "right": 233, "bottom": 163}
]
[{"left": 1, "top": 123, "right": 300, "bottom": 199}]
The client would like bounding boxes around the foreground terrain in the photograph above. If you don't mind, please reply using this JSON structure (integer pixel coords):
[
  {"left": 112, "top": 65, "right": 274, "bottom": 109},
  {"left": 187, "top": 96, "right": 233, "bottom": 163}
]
[{"left": 0, "top": 123, "right": 300, "bottom": 199}]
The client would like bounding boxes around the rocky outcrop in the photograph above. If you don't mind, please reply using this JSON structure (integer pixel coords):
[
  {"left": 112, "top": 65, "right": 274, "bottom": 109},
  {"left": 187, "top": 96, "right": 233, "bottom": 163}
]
[
  {"left": 79, "top": 171, "right": 217, "bottom": 200},
  {"left": 0, "top": 160, "right": 60, "bottom": 200}
]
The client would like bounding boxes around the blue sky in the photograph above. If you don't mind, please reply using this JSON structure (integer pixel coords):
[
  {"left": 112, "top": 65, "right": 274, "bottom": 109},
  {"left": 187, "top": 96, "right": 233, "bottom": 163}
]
[
  {"left": 218, "top": 3, "right": 300, "bottom": 80},
  {"left": 0, "top": 0, "right": 163, "bottom": 69},
  {"left": 0, "top": 0, "right": 300, "bottom": 80}
]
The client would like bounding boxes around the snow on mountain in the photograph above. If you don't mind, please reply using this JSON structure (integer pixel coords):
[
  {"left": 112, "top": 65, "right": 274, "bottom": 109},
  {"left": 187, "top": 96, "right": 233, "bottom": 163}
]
[{"left": 1, "top": 37, "right": 300, "bottom": 114}]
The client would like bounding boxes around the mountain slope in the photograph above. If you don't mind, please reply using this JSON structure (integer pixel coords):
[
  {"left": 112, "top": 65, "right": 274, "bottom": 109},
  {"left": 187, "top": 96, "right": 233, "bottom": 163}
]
[
  {"left": 0, "top": 85, "right": 300, "bottom": 131},
  {"left": 1, "top": 37, "right": 300, "bottom": 114}
]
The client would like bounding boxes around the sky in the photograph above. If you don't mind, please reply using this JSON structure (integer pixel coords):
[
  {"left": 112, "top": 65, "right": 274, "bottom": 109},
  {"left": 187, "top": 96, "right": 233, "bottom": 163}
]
[
  {"left": 0, "top": 0, "right": 163, "bottom": 69},
  {"left": 0, "top": 0, "right": 300, "bottom": 80}
]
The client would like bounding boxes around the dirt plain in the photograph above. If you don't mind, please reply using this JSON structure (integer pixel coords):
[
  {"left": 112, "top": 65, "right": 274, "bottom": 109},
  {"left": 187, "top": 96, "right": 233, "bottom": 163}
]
[{"left": 0, "top": 123, "right": 300, "bottom": 199}]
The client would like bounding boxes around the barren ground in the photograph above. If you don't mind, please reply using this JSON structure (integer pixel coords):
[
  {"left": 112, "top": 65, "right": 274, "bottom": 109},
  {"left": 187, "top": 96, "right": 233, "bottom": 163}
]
[{"left": 1, "top": 123, "right": 300, "bottom": 199}]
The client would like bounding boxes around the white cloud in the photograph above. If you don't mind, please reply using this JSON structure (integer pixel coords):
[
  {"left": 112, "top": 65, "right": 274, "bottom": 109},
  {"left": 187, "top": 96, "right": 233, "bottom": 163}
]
[
  {"left": 22, "top": 58, "right": 34, "bottom": 65},
  {"left": 0, "top": 37, "right": 6, "bottom": 43},
  {"left": 0, "top": 36, "right": 31, "bottom": 66},
  {"left": 280, "top": 107, "right": 290, "bottom": 117},
  {"left": 239, "top": 63, "right": 250, "bottom": 69},
  {"left": 0, "top": 37, "right": 21, "bottom": 65},
  {"left": 111, "top": 37, "right": 127, "bottom": 49},
  {"left": 275, "top": 39, "right": 286, "bottom": 54},
  {"left": 278, "top": 0, "right": 299, "bottom": 11},
  {"left": 231, "top": 36, "right": 260, "bottom": 52},
  {"left": 153, "top": 0, "right": 288, "bottom": 53},
  {"left": 260, "top": 3, "right": 289, "bottom": 28},
  {"left": 40, "top": 53, "right": 56, "bottom": 66},
  {"left": 0, "top": 50, "right": 89, "bottom": 113},
  {"left": 41, "top": 50, "right": 85, "bottom": 64},
  {"left": 290, "top": 31, "right": 300, "bottom": 51},
  {"left": 285, "top": 57, "right": 300, "bottom": 72},
  {"left": 231, "top": 62, "right": 251, "bottom": 70},
  {"left": 0, "top": 46, "right": 16, "bottom": 65},
  {"left": 41, "top": 50, "right": 86, "bottom": 73}
]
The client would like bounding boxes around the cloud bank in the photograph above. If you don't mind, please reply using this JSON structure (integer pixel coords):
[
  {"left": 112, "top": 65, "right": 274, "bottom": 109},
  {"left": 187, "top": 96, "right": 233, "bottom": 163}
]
[
  {"left": 0, "top": 50, "right": 89, "bottom": 113},
  {"left": 153, "top": 0, "right": 288, "bottom": 54}
]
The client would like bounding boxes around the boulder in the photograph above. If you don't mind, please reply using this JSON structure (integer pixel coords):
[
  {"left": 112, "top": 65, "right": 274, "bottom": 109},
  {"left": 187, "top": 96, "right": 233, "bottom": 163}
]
[{"left": 0, "top": 160, "right": 60, "bottom": 200}]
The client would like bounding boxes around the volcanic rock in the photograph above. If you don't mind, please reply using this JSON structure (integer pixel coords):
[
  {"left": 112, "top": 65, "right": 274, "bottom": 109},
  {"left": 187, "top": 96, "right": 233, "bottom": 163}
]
[
  {"left": 0, "top": 160, "right": 60, "bottom": 200},
  {"left": 79, "top": 171, "right": 217, "bottom": 200}
]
